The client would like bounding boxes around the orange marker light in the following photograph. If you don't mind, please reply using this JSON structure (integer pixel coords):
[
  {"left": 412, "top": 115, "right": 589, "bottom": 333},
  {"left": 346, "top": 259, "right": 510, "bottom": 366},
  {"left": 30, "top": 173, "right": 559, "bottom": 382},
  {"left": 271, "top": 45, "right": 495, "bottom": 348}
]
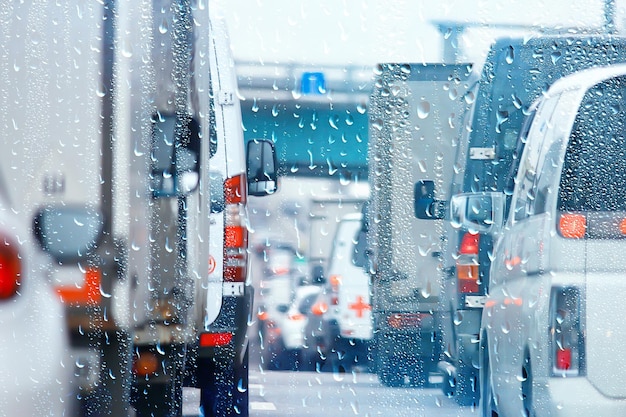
[
  {"left": 133, "top": 352, "right": 159, "bottom": 377},
  {"left": 311, "top": 301, "right": 328, "bottom": 316},
  {"left": 558, "top": 213, "right": 586, "bottom": 239}
]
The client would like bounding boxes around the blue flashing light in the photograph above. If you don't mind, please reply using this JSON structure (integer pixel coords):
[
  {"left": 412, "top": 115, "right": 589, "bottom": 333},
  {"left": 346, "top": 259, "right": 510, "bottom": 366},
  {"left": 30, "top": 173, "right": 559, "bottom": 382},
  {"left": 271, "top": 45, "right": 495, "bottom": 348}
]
[{"left": 300, "top": 72, "right": 326, "bottom": 95}]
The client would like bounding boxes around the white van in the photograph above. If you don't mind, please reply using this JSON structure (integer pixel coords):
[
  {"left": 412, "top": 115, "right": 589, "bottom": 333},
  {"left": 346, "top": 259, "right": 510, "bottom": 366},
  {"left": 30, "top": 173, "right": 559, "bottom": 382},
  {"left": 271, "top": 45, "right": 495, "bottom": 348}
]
[
  {"left": 0, "top": 2, "right": 276, "bottom": 416},
  {"left": 304, "top": 213, "right": 373, "bottom": 371},
  {"left": 466, "top": 64, "right": 626, "bottom": 417}
]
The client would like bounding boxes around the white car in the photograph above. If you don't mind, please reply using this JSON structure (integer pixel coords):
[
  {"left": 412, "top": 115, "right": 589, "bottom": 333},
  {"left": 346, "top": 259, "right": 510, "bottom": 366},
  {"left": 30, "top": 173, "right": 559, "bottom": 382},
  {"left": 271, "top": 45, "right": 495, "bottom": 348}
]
[
  {"left": 469, "top": 64, "right": 626, "bottom": 416},
  {"left": 262, "top": 283, "right": 321, "bottom": 370},
  {"left": 303, "top": 213, "right": 373, "bottom": 372},
  {"left": 0, "top": 185, "right": 73, "bottom": 415}
]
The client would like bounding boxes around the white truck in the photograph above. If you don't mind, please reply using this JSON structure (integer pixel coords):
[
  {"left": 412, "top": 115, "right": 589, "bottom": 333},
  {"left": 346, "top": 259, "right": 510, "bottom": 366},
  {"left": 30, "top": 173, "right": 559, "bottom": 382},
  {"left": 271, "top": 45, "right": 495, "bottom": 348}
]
[
  {"left": 303, "top": 212, "right": 374, "bottom": 372},
  {"left": 0, "top": 2, "right": 276, "bottom": 416},
  {"left": 367, "top": 63, "right": 474, "bottom": 387},
  {"left": 308, "top": 196, "right": 368, "bottom": 273}
]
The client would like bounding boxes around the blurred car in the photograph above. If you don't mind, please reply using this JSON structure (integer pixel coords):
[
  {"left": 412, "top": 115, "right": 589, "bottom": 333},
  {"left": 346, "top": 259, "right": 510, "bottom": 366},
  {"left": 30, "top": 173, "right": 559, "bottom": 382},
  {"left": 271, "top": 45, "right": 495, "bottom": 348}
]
[
  {"left": 260, "top": 283, "right": 321, "bottom": 370},
  {"left": 302, "top": 213, "right": 373, "bottom": 373},
  {"left": 472, "top": 64, "right": 626, "bottom": 416},
  {"left": 0, "top": 181, "right": 73, "bottom": 415}
]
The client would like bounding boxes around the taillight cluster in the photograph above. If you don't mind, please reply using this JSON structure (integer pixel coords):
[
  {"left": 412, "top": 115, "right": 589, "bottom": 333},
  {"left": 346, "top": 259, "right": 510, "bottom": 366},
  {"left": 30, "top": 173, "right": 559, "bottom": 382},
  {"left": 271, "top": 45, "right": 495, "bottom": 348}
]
[
  {"left": 456, "top": 232, "right": 480, "bottom": 294},
  {"left": 223, "top": 173, "right": 248, "bottom": 282},
  {"left": 558, "top": 211, "right": 626, "bottom": 239},
  {"left": 387, "top": 312, "right": 433, "bottom": 329},
  {"left": 329, "top": 274, "right": 342, "bottom": 305},
  {"left": 558, "top": 213, "right": 587, "bottom": 239},
  {"left": 0, "top": 235, "right": 21, "bottom": 299},
  {"left": 549, "top": 286, "right": 585, "bottom": 376}
]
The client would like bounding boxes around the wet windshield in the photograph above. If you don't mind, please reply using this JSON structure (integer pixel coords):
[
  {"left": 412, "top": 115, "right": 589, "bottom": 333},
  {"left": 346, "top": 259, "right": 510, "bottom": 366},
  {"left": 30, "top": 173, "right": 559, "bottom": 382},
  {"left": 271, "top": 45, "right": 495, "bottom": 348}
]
[{"left": 2, "top": 1, "right": 626, "bottom": 417}]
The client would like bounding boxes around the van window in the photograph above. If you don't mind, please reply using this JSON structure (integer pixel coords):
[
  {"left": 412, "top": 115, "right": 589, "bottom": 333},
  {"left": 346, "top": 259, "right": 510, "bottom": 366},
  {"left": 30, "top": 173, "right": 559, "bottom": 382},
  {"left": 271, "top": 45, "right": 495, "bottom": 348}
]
[
  {"left": 559, "top": 76, "right": 626, "bottom": 212},
  {"left": 208, "top": 71, "right": 219, "bottom": 158},
  {"left": 512, "top": 97, "right": 558, "bottom": 221},
  {"left": 352, "top": 228, "right": 368, "bottom": 268}
]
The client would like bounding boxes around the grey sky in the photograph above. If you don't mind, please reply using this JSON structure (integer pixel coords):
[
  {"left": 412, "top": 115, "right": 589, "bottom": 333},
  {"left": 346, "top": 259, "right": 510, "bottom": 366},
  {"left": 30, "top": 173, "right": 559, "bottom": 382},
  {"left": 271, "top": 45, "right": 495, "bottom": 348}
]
[{"left": 212, "top": 0, "right": 613, "bottom": 66}]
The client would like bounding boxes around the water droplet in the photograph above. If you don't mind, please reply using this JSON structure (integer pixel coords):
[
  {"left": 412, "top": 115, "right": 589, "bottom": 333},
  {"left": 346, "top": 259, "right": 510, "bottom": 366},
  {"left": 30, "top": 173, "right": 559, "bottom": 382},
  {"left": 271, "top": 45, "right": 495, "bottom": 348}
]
[
  {"left": 121, "top": 40, "right": 133, "bottom": 58},
  {"left": 237, "top": 378, "right": 247, "bottom": 393},
  {"left": 501, "top": 321, "right": 511, "bottom": 334},
  {"left": 159, "top": 18, "right": 169, "bottom": 34},
  {"left": 329, "top": 115, "right": 339, "bottom": 130},
  {"left": 496, "top": 110, "right": 509, "bottom": 133},
  {"left": 356, "top": 102, "right": 367, "bottom": 114},
  {"left": 417, "top": 101, "right": 430, "bottom": 119},
  {"left": 505, "top": 45, "right": 515, "bottom": 64},
  {"left": 332, "top": 369, "right": 345, "bottom": 382},
  {"left": 551, "top": 51, "right": 562, "bottom": 65}
]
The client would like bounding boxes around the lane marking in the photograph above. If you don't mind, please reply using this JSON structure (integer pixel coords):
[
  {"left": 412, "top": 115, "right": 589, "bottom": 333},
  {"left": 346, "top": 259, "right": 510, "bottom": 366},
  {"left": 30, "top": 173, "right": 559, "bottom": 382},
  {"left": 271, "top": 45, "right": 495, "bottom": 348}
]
[{"left": 251, "top": 402, "right": 277, "bottom": 411}]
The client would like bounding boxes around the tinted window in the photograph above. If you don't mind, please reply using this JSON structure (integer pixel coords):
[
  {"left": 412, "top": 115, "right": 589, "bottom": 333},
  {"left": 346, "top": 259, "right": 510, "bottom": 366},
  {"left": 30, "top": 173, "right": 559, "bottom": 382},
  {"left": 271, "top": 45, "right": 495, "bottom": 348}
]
[
  {"left": 462, "top": 38, "right": 626, "bottom": 195},
  {"left": 559, "top": 76, "right": 626, "bottom": 212}
]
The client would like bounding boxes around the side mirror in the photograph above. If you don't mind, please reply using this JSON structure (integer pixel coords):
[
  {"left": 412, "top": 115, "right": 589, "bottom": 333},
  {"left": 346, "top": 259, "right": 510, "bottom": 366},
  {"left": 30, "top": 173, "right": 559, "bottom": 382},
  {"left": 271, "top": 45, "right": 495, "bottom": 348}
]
[
  {"left": 151, "top": 113, "right": 200, "bottom": 198},
  {"left": 414, "top": 180, "right": 447, "bottom": 220},
  {"left": 247, "top": 139, "right": 278, "bottom": 197},
  {"left": 450, "top": 192, "right": 505, "bottom": 234},
  {"left": 33, "top": 206, "right": 104, "bottom": 262},
  {"left": 311, "top": 265, "right": 326, "bottom": 284}
]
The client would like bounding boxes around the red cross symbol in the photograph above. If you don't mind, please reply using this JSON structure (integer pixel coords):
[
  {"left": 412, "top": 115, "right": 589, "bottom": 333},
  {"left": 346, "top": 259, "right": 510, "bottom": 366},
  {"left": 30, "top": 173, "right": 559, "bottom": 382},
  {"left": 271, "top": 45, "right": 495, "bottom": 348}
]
[{"left": 348, "top": 296, "right": 371, "bottom": 318}]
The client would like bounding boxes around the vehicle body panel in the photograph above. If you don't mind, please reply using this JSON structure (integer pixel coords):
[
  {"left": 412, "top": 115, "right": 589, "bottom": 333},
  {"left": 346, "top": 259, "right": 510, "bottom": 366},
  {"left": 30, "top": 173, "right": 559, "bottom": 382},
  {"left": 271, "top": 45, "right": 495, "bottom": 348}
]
[
  {"left": 482, "top": 64, "right": 626, "bottom": 416},
  {"left": 0, "top": 192, "right": 73, "bottom": 416},
  {"left": 368, "top": 62, "right": 474, "bottom": 386},
  {"left": 440, "top": 35, "right": 626, "bottom": 405}
]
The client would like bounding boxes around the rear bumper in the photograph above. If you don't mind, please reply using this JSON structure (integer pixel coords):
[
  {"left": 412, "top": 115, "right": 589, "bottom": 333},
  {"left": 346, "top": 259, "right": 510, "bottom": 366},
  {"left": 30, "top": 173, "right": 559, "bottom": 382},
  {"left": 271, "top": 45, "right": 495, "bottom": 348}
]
[
  {"left": 198, "top": 286, "right": 253, "bottom": 363},
  {"left": 541, "top": 377, "right": 626, "bottom": 416},
  {"left": 376, "top": 328, "right": 437, "bottom": 360}
]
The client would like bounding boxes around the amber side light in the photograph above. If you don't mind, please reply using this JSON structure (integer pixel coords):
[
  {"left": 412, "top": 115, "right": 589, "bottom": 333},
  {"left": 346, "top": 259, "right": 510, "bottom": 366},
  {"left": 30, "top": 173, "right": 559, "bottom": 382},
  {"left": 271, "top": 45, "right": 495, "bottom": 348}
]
[
  {"left": 133, "top": 352, "right": 159, "bottom": 377},
  {"left": 558, "top": 213, "right": 586, "bottom": 239}
]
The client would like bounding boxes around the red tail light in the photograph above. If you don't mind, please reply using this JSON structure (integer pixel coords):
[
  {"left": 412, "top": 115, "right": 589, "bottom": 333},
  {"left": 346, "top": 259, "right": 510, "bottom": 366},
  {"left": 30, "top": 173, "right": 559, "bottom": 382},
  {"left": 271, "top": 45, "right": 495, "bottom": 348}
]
[
  {"left": 56, "top": 266, "right": 102, "bottom": 305},
  {"left": 200, "top": 332, "right": 234, "bottom": 347},
  {"left": 223, "top": 174, "right": 248, "bottom": 282},
  {"left": 0, "top": 235, "right": 21, "bottom": 299},
  {"left": 457, "top": 232, "right": 479, "bottom": 294},
  {"left": 550, "top": 286, "right": 585, "bottom": 376},
  {"left": 329, "top": 274, "right": 341, "bottom": 305},
  {"left": 556, "top": 348, "right": 572, "bottom": 371}
]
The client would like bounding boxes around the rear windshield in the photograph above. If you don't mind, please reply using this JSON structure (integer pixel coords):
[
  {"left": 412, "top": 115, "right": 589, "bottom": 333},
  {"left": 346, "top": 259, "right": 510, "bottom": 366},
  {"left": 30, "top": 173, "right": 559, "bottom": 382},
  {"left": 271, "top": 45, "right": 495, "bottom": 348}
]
[
  {"left": 559, "top": 76, "right": 626, "bottom": 212},
  {"left": 460, "top": 37, "right": 626, "bottom": 195}
]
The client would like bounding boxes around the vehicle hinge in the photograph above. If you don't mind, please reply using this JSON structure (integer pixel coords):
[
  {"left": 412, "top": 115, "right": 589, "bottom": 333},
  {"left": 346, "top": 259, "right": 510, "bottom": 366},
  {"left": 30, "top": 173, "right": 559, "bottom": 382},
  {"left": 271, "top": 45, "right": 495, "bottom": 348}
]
[
  {"left": 469, "top": 147, "right": 496, "bottom": 160},
  {"left": 217, "top": 90, "right": 235, "bottom": 105}
]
